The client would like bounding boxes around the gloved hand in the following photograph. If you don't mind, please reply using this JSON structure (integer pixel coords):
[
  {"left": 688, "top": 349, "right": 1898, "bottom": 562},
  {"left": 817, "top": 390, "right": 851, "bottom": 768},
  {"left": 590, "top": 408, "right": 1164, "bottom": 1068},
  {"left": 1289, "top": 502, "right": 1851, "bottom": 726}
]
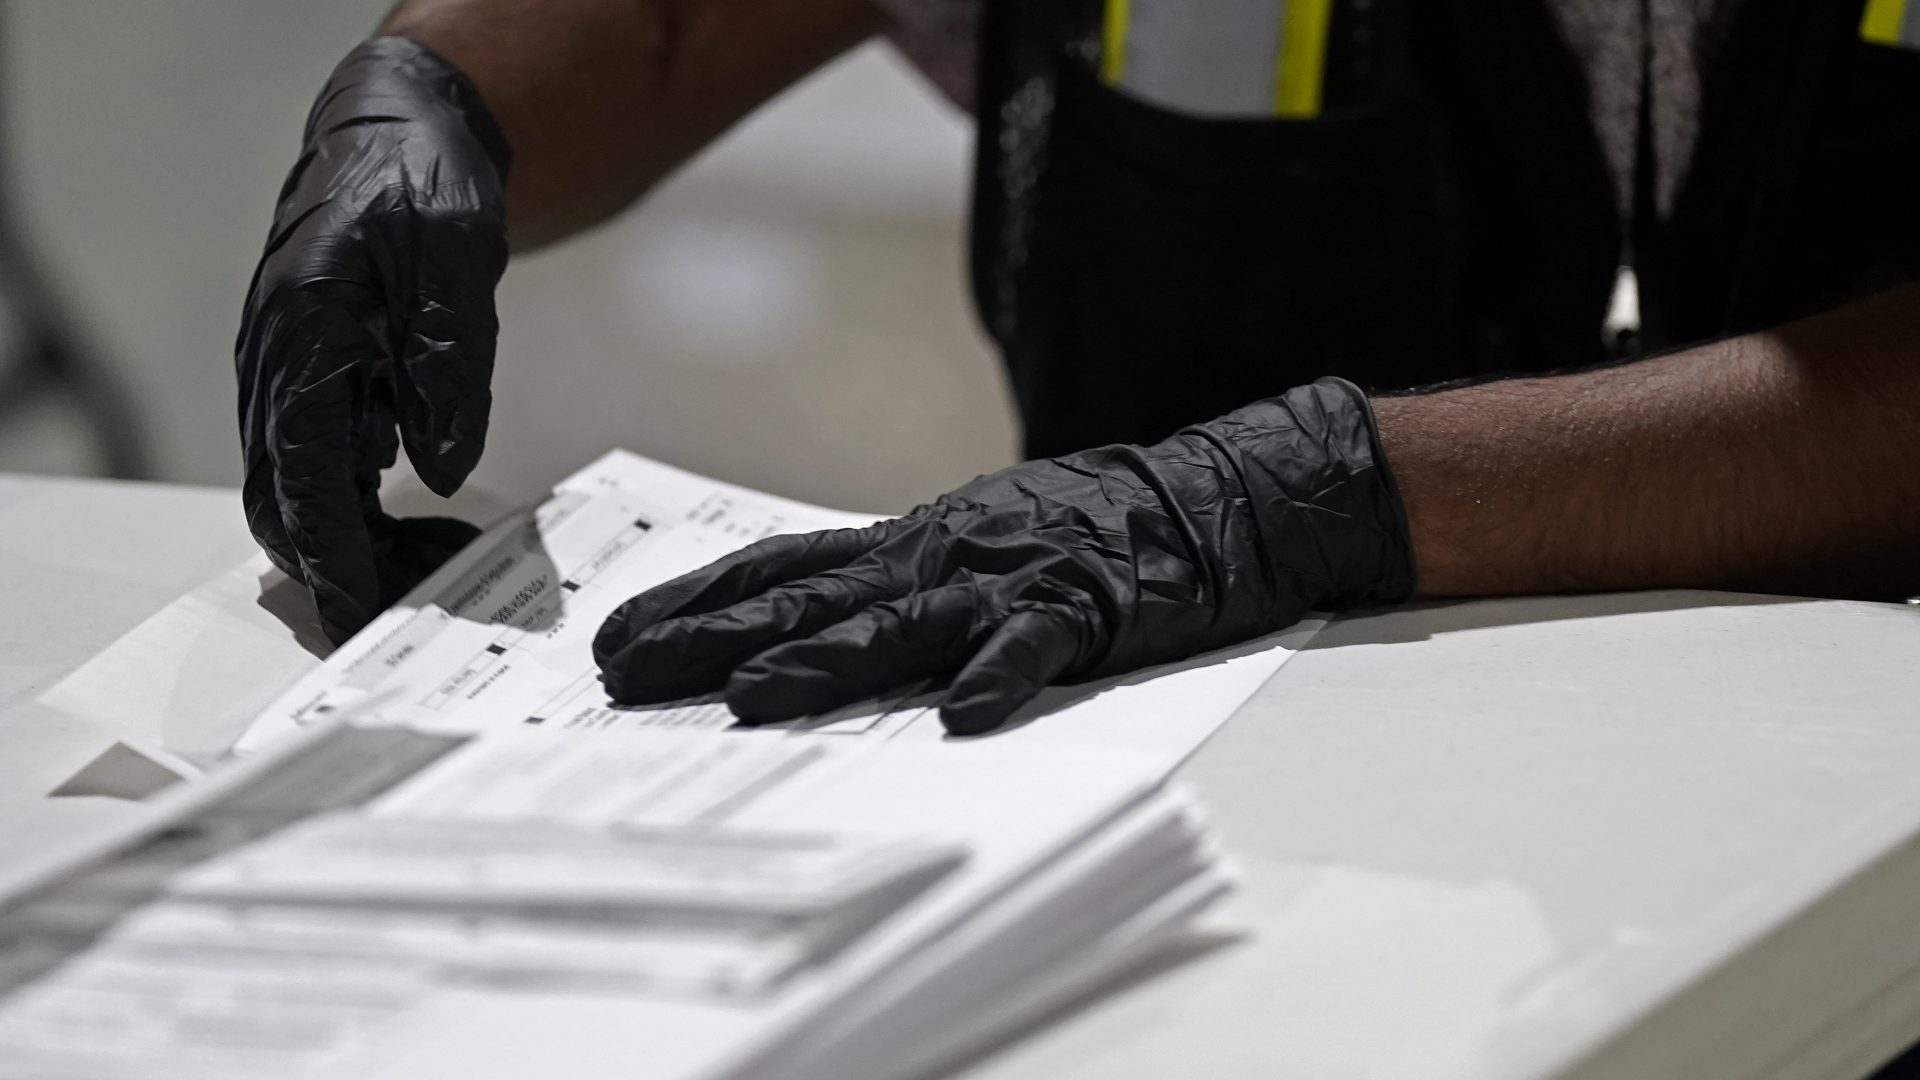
[
  {"left": 594, "top": 378, "right": 1417, "bottom": 735},
  {"left": 236, "top": 37, "right": 511, "bottom": 645}
]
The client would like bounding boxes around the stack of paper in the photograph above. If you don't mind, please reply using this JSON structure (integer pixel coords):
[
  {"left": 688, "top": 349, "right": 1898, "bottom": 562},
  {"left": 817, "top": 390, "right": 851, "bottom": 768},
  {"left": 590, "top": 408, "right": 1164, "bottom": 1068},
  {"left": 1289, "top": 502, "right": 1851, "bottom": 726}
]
[
  {"left": 4, "top": 449, "right": 1318, "bottom": 1077},
  {"left": 0, "top": 720, "right": 1228, "bottom": 1080}
]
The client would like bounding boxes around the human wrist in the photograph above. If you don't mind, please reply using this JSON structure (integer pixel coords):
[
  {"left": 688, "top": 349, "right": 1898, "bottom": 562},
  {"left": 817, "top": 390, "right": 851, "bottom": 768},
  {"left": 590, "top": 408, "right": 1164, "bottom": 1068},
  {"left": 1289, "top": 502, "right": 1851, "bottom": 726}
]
[{"left": 1370, "top": 386, "right": 1542, "bottom": 599}]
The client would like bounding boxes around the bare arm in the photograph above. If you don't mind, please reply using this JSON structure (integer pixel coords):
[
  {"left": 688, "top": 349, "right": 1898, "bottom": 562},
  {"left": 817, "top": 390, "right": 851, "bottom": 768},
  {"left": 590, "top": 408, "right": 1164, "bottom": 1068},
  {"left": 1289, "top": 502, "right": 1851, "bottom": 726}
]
[
  {"left": 1376, "top": 286, "right": 1920, "bottom": 601},
  {"left": 379, "top": 0, "right": 886, "bottom": 250}
]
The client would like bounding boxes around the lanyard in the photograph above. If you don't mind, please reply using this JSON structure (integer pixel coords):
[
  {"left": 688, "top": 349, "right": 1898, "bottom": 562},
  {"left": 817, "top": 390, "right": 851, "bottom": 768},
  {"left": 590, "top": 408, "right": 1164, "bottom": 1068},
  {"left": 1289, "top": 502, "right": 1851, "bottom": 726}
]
[
  {"left": 1097, "top": 0, "right": 1334, "bottom": 118},
  {"left": 1862, "top": 0, "right": 1920, "bottom": 48}
]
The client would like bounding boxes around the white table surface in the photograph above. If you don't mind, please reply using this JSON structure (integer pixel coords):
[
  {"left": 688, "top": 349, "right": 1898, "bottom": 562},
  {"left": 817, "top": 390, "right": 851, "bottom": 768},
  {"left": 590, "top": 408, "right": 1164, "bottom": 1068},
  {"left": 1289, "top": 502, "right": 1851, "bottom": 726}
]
[{"left": 5, "top": 472, "right": 1920, "bottom": 1080}]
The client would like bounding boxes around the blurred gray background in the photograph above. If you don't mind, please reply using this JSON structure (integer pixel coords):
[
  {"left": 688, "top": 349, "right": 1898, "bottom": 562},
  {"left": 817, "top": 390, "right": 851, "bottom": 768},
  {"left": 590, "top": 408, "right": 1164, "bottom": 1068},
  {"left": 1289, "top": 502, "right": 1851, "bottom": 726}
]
[{"left": 0, "top": 1, "right": 1016, "bottom": 515}]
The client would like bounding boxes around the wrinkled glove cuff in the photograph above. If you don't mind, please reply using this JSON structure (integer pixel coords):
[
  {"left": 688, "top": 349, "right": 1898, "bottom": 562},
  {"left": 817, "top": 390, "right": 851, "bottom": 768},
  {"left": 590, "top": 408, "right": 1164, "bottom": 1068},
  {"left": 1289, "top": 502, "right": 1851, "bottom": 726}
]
[
  {"left": 316, "top": 36, "right": 513, "bottom": 184},
  {"left": 1199, "top": 377, "right": 1418, "bottom": 610}
]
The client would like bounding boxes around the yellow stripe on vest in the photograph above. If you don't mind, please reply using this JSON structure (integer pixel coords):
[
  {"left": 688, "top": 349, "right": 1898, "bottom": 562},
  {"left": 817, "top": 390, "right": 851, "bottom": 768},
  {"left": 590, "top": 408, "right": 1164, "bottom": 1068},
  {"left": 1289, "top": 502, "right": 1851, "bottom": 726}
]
[
  {"left": 1101, "top": 0, "right": 1132, "bottom": 84},
  {"left": 1862, "top": 0, "right": 1909, "bottom": 46},
  {"left": 1273, "top": 0, "right": 1332, "bottom": 118}
]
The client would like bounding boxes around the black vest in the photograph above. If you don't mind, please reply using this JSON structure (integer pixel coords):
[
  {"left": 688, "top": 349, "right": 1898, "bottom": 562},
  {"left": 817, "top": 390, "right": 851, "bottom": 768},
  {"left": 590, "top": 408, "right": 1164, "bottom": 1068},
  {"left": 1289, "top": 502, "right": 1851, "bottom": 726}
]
[{"left": 971, "top": 1, "right": 1920, "bottom": 457}]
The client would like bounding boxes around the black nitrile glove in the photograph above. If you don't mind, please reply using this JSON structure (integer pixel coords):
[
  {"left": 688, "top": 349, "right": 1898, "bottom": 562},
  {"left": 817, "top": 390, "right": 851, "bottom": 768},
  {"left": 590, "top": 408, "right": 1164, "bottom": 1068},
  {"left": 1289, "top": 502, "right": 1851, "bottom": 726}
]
[
  {"left": 236, "top": 37, "right": 510, "bottom": 645},
  {"left": 594, "top": 378, "right": 1416, "bottom": 735}
]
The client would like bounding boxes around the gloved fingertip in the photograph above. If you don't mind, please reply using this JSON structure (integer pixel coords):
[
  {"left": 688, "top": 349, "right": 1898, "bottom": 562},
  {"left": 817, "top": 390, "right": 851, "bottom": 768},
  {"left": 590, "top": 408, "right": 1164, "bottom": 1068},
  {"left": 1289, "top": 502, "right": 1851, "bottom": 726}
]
[
  {"left": 935, "top": 689, "right": 1023, "bottom": 738},
  {"left": 723, "top": 670, "right": 807, "bottom": 727},
  {"left": 729, "top": 638, "right": 872, "bottom": 724},
  {"left": 402, "top": 430, "right": 487, "bottom": 499},
  {"left": 592, "top": 598, "right": 644, "bottom": 666},
  {"left": 287, "top": 540, "right": 383, "bottom": 647},
  {"left": 599, "top": 668, "right": 730, "bottom": 708},
  {"left": 312, "top": 583, "right": 378, "bottom": 647},
  {"left": 937, "top": 661, "right": 1042, "bottom": 736},
  {"left": 589, "top": 595, "right": 702, "bottom": 675},
  {"left": 936, "top": 606, "right": 1084, "bottom": 736},
  {"left": 596, "top": 650, "right": 673, "bottom": 705},
  {"left": 592, "top": 577, "right": 729, "bottom": 664},
  {"left": 596, "top": 624, "right": 739, "bottom": 706}
]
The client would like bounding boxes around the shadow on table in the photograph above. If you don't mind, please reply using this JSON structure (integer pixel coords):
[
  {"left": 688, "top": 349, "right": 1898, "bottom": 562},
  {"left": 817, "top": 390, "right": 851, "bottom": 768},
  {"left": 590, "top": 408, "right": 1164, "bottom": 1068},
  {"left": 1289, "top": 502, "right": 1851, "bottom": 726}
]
[
  {"left": 949, "top": 624, "right": 1322, "bottom": 741},
  {"left": 977, "top": 591, "right": 1819, "bottom": 737},
  {"left": 1303, "top": 588, "right": 1807, "bottom": 652},
  {"left": 953, "top": 591, "right": 1805, "bottom": 737},
  {"left": 931, "top": 591, "right": 1809, "bottom": 739}
]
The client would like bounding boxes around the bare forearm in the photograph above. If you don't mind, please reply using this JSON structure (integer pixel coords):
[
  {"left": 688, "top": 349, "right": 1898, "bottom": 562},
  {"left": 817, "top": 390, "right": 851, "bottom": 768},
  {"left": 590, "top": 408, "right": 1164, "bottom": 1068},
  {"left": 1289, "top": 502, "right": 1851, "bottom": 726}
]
[
  {"left": 1375, "top": 286, "right": 1920, "bottom": 601},
  {"left": 380, "top": 0, "right": 883, "bottom": 249}
]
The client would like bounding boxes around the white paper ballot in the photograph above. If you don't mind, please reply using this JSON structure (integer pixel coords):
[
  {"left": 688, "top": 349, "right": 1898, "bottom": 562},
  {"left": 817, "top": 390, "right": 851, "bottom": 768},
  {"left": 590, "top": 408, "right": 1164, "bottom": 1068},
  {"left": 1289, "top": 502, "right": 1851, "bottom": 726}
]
[
  {"left": 167, "top": 816, "right": 965, "bottom": 918},
  {"left": 0, "top": 721, "right": 1226, "bottom": 1080},
  {"left": 236, "top": 451, "right": 1320, "bottom": 774}
]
